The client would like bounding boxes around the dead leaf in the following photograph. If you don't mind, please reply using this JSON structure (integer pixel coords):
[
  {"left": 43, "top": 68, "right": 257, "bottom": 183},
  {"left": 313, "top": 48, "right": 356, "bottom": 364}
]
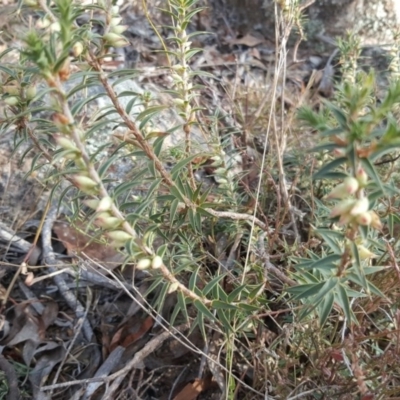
[
  {"left": 53, "top": 220, "right": 124, "bottom": 270},
  {"left": 248, "top": 47, "right": 261, "bottom": 60},
  {"left": 228, "top": 33, "right": 266, "bottom": 47},
  {"left": 29, "top": 342, "right": 66, "bottom": 396},
  {"left": 40, "top": 301, "right": 59, "bottom": 331},
  {"left": 121, "top": 316, "right": 153, "bottom": 348},
  {"left": 173, "top": 378, "right": 208, "bottom": 400},
  {"left": 109, "top": 326, "right": 124, "bottom": 352},
  {"left": 1, "top": 303, "right": 40, "bottom": 346},
  {"left": 360, "top": 395, "right": 374, "bottom": 400},
  {"left": 109, "top": 315, "right": 154, "bottom": 352}
]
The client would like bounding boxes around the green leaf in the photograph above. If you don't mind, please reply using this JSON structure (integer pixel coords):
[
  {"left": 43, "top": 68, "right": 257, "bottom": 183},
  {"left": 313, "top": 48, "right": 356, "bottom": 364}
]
[
  {"left": 318, "top": 292, "right": 334, "bottom": 326},
  {"left": 360, "top": 157, "right": 384, "bottom": 193},
  {"left": 310, "top": 277, "right": 339, "bottom": 304},
  {"left": 176, "top": 175, "right": 191, "bottom": 198},
  {"left": 211, "top": 300, "right": 239, "bottom": 310},
  {"left": 227, "top": 284, "right": 249, "bottom": 303},
  {"left": 112, "top": 74, "right": 141, "bottom": 86},
  {"left": 366, "top": 280, "right": 387, "bottom": 298},
  {"left": 298, "top": 254, "right": 342, "bottom": 271},
  {"left": 147, "top": 160, "right": 157, "bottom": 178},
  {"left": 336, "top": 284, "right": 352, "bottom": 322},
  {"left": 194, "top": 312, "right": 206, "bottom": 339},
  {"left": 184, "top": 48, "right": 202, "bottom": 60},
  {"left": 171, "top": 153, "right": 204, "bottom": 179},
  {"left": 320, "top": 127, "right": 344, "bottom": 137},
  {"left": 144, "top": 178, "right": 163, "bottom": 201},
  {"left": 297, "top": 106, "right": 326, "bottom": 130},
  {"left": 170, "top": 301, "right": 182, "bottom": 326},
  {"left": 97, "top": 146, "right": 127, "bottom": 177},
  {"left": 0, "top": 64, "right": 17, "bottom": 78},
  {"left": 67, "top": 80, "right": 102, "bottom": 98},
  {"left": 0, "top": 47, "right": 15, "bottom": 61},
  {"left": 177, "top": 291, "right": 189, "bottom": 323},
  {"left": 212, "top": 283, "right": 228, "bottom": 302},
  {"left": 287, "top": 281, "right": 326, "bottom": 299},
  {"left": 136, "top": 105, "right": 167, "bottom": 122},
  {"left": 170, "top": 198, "right": 180, "bottom": 225},
  {"left": 326, "top": 102, "right": 348, "bottom": 128},
  {"left": 237, "top": 303, "right": 260, "bottom": 312},
  {"left": 85, "top": 119, "right": 117, "bottom": 139},
  {"left": 108, "top": 69, "right": 141, "bottom": 79},
  {"left": 309, "top": 143, "right": 340, "bottom": 153},
  {"left": 350, "top": 242, "right": 368, "bottom": 289},
  {"left": 202, "top": 275, "right": 226, "bottom": 296},
  {"left": 319, "top": 171, "right": 349, "bottom": 180},
  {"left": 315, "top": 229, "right": 344, "bottom": 254},
  {"left": 71, "top": 92, "right": 108, "bottom": 116},
  {"left": 217, "top": 309, "right": 233, "bottom": 332},
  {"left": 193, "top": 299, "right": 215, "bottom": 321},
  {"left": 113, "top": 170, "right": 148, "bottom": 198},
  {"left": 155, "top": 283, "right": 170, "bottom": 314},
  {"left": 125, "top": 97, "right": 140, "bottom": 115},
  {"left": 153, "top": 135, "right": 167, "bottom": 157},
  {"left": 313, "top": 157, "right": 347, "bottom": 180},
  {"left": 170, "top": 185, "right": 186, "bottom": 202},
  {"left": 188, "top": 208, "right": 200, "bottom": 232},
  {"left": 348, "top": 143, "right": 357, "bottom": 174},
  {"left": 188, "top": 267, "right": 200, "bottom": 292}
]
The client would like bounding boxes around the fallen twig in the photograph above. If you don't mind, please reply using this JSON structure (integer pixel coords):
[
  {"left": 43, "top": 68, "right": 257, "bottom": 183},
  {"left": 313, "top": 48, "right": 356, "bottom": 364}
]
[
  {"left": 0, "top": 222, "right": 32, "bottom": 253},
  {"left": 50, "top": 289, "right": 92, "bottom": 397},
  {"left": 84, "top": 346, "right": 125, "bottom": 400},
  {"left": 40, "top": 323, "right": 191, "bottom": 392},
  {"left": 41, "top": 203, "right": 95, "bottom": 342}
]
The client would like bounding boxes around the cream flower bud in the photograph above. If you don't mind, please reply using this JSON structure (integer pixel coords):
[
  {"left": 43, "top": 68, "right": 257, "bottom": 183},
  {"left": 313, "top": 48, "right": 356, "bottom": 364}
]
[
  {"left": 54, "top": 134, "right": 77, "bottom": 151},
  {"left": 357, "top": 245, "right": 377, "bottom": 260},
  {"left": 36, "top": 17, "right": 51, "bottom": 29},
  {"left": 168, "top": 282, "right": 179, "bottom": 294},
  {"left": 369, "top": 211, "right": 383, "bottom": 230},
  {"left": 136, "top": 258, "right": 152, "bottom": 270},
  {"left": 4, "top": 96, "right": 19, "bottom": 106},
  {"left": 24, "top": 0, "right": 38, "bottom": 6},
  {"left": 330, "top": 199, "right": 356, "bottom": 218},
  {"left": 110, "top": 17, "right": 122, "bottom": 27},
  {"left": 72, "top": 176, "right": 98, "bottom": 193},
  {"left": 173, "top": 98, "right": 185, "bottom": 106},
  {"left": 327, "top": 177, "right": 359, "bottom": 199},
  {"left": 26, "top": 86, "right": 37, "bottom": 100},
  {"left": 103, "top": 32, "right": 128, "bottom": 47},
  {"left": 50, "top": 22, "right": 61, "bottom": 32},
  {"left": 96, "top": 196, "right": 113, "bottom": 212},
  {"left": 151, "top": 255, "right": 163, "bottom": 269},
  {"left": 84, "top": 199, "right": 100, "bottom": 209},
  {"left": 356, "top": 166, "right": 368, "bottom": 186},
  {"left": 73, "top": 42, "right": 84, "bottom": 57},
  {"left": 338, "top": 212, "right": 354, "bottom": 226},
  {"left": 111, "top": 25, "right": 128, "bottom": 34},
  {"left": 349, "top": 197, "right": 369, "bottom": 216},
  {"left": 95, "top": 213, "right": 121, "bottom": 229},
  {"left": 356, "top": 211, "right": 372, "bottom": 226},
  {"left": 106, "top": 230, "right": 133, "bottom": 243}
]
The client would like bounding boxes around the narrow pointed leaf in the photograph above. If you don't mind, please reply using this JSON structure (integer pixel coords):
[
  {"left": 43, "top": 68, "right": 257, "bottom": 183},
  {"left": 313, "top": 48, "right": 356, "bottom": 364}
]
[{"left": 313, "top": 157, "right": 347, "bottom": 180}]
